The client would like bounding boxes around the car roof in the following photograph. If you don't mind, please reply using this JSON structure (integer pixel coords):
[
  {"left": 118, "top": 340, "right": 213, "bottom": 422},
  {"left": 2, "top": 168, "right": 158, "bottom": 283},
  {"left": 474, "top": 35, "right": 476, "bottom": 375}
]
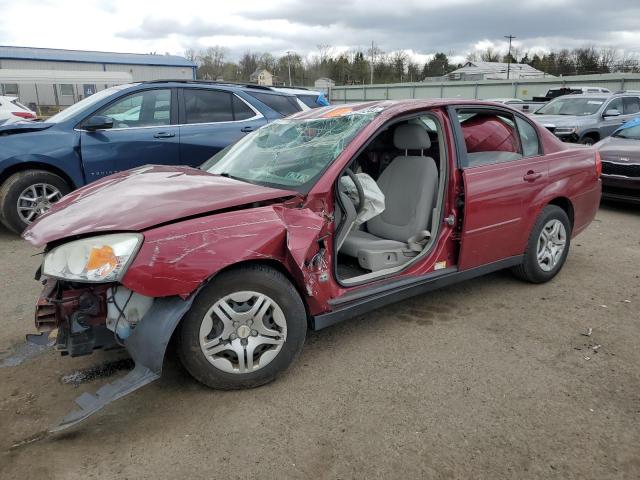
[
  {"left": 139, "top": 79, "right": 297, "bottom": 96},
  {"left": 290, "top": 99, "right": 537, "bottom": 120},
  {"left": 272, "top": 87, "right": 322, "bottom": 95}
]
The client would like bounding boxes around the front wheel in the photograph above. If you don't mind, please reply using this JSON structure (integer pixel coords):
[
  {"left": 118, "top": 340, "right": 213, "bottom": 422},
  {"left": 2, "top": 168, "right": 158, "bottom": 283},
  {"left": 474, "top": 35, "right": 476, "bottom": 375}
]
[
  {"left": 178, "top": 265, "right": 307, "bottom": 390},
  {"left": 0, "top": 170, "right": 70, "bottom": 234},
  {"left": 579, "top": 136, "right": 597, "bottom": 146},
  {"left": 512, "top": 205, "right": 571, "bottom": 283}
]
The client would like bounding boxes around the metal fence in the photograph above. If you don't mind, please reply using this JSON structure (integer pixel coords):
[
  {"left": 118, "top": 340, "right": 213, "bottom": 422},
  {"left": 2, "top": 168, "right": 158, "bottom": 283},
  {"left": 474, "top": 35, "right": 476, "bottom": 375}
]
[{"left": 329, "top": 73, "right": 640, "bottom": 103}]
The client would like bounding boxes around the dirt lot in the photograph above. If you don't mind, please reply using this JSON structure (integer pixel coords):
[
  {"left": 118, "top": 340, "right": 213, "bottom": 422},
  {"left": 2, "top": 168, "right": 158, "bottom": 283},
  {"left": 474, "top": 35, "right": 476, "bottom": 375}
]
[{"left": 0, "top": 202, "right": 639, "bottom": 479}]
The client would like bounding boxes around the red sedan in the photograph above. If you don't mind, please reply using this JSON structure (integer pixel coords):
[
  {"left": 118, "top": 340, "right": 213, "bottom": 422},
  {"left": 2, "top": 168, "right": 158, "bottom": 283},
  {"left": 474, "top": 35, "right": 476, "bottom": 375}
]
[{"left": 23, "top": 100, "right": 601, "bottom": 430}]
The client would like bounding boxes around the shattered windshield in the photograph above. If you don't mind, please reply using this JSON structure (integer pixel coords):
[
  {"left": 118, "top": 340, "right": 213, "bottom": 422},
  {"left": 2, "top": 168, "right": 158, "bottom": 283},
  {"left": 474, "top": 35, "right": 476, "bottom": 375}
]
[{"left": 204, "top": 108, "right": 380, "bottom": 191}]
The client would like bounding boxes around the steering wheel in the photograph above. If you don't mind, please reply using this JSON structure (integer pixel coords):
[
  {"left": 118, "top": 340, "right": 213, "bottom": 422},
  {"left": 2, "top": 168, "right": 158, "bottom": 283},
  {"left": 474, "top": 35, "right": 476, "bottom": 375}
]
[{"left": 343, "top": 168, "right": 365, "bottom": 215}]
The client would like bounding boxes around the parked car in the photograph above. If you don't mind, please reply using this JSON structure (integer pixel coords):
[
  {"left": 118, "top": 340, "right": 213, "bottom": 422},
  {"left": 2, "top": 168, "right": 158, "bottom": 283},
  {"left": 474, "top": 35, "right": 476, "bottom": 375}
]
[
  {"left": 271, "top": 87, "right": 330, "bottom": 109},
  {"left": 595, "top": 116, "right": 640, "bottom": 203},
  {"left": 0, "top": 80, "right": 302, "bottom": 233},
  {"left": 532, "top": 91, "right": 640, "bottom": 145},
  {"left": 22, "top": 99, "right": 601, "bottom": 430},
  {"left": 0, "top": 95, "right": 37, "bottom": 124},
  {"left": 510, "top": 86, "right": 612, "bottom": 113}
]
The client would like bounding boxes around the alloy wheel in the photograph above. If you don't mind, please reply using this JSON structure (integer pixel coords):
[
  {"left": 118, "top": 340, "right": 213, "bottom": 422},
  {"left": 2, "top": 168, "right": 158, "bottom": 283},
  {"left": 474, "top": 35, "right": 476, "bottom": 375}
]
[
  {"left": 536, "top": 219, "right": 567, "bottom": 272},
  {"left": 17, "top": 183, "right": 63, "bottom": 224},
  {"left": 199, "top": 291, "right": 287, "bottom": 374}
]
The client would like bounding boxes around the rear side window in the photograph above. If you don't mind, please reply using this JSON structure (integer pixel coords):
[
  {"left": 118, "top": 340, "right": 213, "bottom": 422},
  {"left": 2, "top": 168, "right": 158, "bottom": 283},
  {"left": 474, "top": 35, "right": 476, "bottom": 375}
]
[
  {"left": 246, "top": 92, "right": 301, "bottom": 116},
  {"left": 516, "top": 117, "right": 540, "bottom": 157},
  {"left": 623, "top": 97, "right": 640, "bottom": 115},
  {"left": 184, "top": 89, "right": 234, "bottom": 123},
  {"left": 232, "top": 95, "right": 256, "bottom": 120},
  {"left": 458, "top": 110, "right": 523, "bottom": 167}
]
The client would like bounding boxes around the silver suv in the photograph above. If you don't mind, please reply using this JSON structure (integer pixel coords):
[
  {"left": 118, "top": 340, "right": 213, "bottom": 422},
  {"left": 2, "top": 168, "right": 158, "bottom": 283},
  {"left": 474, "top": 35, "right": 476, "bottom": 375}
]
[{"left": 532, "top": 91, "right": 640, "bottom": 145}]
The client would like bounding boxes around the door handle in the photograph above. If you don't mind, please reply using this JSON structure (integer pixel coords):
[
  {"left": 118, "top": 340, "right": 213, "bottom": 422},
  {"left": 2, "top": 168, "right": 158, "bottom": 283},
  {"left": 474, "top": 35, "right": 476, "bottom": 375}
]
[
  {"left": 153, "top": 132, "right": 175, "bottom": 138},
  {"left": 523, "top": 170, "right": 542, "bottom": 182},
  {"left": 241, "top": 126, "right": 254, "bottom": 133}
]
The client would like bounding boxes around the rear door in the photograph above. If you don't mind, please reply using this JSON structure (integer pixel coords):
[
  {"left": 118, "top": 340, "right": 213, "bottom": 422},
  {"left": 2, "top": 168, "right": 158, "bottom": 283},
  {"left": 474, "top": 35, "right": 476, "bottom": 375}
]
[
  {"left": 453, "top": 107, "right": 549, "bottom": 270},
  {"left": 79, "top": 88, "right": 179, "bottom": 181},
  {"left": 178, "top": 88, "right": 267, "bottom": 166}
]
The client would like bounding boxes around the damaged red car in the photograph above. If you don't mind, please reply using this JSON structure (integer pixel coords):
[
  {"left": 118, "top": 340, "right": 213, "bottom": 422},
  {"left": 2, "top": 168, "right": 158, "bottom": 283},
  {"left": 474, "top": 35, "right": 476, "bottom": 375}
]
[{"left": 23, "top": 100, "right": 601, "bottom": 430}]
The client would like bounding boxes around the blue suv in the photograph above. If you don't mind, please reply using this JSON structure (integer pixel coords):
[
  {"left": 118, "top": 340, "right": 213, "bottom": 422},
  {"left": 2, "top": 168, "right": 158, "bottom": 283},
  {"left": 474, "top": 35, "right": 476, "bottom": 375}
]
[{"left": 0, "top": 80, "right": 302, "bottom": 233}]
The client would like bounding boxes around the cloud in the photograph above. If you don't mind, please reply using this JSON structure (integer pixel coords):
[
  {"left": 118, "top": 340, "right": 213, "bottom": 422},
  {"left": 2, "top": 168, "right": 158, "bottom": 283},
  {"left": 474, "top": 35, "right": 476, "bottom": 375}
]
[{"left": 2, "top": 0, "right": 640, "bottom": 62}]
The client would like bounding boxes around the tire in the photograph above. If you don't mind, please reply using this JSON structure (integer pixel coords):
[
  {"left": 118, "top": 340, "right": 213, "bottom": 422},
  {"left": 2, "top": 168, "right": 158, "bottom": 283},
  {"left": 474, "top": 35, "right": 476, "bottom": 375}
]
[
  {"left": 512, "top": 205, "right": 571, "bottom": 284},
  {"left": 0, "top": 170, "right": 70, "bottom": 234},
  {"left": 178, "top": 264, "right": 307, "bottom": 390},
  {"left": 579, "top": 136, "right": 597, "bottom": 146}
]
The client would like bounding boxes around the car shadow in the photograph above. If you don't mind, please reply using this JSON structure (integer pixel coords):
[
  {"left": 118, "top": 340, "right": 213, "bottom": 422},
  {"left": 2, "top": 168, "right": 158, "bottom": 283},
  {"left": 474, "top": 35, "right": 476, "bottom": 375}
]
[{"left": 600, "top": 199, "right": 640, "bottom": 216}]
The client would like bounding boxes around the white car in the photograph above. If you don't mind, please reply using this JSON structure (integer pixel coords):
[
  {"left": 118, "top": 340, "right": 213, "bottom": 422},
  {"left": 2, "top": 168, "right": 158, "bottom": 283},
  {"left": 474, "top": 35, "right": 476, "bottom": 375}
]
[{"left": 0, "top": 95, "right": 37, "bottom": 125}]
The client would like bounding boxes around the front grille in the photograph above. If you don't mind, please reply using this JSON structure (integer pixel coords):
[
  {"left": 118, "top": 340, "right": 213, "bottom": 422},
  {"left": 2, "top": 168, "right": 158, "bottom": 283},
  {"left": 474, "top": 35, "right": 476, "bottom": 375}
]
[{"left": 602, "top": 161, "right": 640, "bottom": 178}]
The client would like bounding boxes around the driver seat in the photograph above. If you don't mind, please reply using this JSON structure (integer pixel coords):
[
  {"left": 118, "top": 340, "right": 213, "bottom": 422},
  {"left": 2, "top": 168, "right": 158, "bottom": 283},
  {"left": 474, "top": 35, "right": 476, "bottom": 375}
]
[{"left": 340, "top": 124, "right": 438, "bottom": 272}]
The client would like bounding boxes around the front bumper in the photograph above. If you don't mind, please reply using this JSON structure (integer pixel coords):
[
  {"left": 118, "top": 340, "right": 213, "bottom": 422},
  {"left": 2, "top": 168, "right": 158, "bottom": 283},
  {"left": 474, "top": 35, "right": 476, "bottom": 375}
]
[
  {"left": 601, "top": 174, "right": 640, "bottom": 204},
  {"left": 32, "top": 278, "right": 196, "bottom": 431},
  {"left": 35, "top": 280, "right": 118, "bottom": 357}
]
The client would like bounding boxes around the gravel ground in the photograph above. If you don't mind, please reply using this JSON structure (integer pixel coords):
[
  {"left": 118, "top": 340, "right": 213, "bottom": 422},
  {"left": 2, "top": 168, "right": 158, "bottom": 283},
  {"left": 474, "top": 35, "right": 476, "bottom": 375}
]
[{"left": 0, "top": 202, "right": 639, "bottom": 479}]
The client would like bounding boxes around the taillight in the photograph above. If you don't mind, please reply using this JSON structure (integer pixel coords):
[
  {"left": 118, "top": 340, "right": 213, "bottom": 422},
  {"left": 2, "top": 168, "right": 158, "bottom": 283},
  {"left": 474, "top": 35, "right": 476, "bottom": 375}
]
[
  {"left": 595, "top": 150, "right": 602, "bottom": 178},
  {"left": 12, "top": 111, "right": 35, "bottom": 119}
]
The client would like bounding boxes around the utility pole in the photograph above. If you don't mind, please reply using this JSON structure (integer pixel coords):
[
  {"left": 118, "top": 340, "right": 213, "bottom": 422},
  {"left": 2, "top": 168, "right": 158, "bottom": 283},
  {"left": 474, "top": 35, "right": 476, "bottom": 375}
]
[
  {"left": 504, "top": 35, "right": 516, "bottom": 80},
  {"left": 370, "top": 41, "right": 375, "bottom": 85},
  {"left": 286, "top": 50, "right": 293, "bottom": 86}
]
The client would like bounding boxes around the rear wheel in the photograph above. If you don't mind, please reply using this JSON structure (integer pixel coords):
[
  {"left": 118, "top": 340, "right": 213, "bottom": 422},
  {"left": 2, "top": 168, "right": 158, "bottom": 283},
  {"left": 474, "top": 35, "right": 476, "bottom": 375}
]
[
  {"left": 0, "top": 170, "right": 70, "bottom": 234},
  {"left": 512, "top": 205, "right": 571, "bottom": 283},
  {"left": 178, "top": 265, "right": 307, "bottom": 389}
]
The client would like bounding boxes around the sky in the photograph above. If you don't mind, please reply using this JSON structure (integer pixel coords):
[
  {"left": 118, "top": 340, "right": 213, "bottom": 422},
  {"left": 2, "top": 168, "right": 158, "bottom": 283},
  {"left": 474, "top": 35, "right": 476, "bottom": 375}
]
[{"left": 1, "top": 0, "right": 640, "bottom": 64}]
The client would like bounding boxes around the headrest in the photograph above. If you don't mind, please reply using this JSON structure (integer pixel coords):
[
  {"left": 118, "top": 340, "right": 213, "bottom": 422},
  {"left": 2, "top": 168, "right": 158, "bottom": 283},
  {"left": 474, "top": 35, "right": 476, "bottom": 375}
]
[{"left": 393, "top": 124, "right": 431, "bottom": 151}]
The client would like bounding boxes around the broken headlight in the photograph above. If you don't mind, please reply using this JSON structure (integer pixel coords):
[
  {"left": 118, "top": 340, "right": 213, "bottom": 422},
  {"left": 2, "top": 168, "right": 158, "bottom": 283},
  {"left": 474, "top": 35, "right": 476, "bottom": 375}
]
[{"left": 42, "top": 233, "right": 142, "bottom": 283}]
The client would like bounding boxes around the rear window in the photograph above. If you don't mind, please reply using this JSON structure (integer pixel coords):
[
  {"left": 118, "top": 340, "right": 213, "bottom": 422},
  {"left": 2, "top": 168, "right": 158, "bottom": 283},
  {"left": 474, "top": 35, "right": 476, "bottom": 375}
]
[
  {"left": 297, "top": 95, "right": 321, "bottom": 108},
  {"left": 246, "top": 92, "right": 301, "bottom": 116}
]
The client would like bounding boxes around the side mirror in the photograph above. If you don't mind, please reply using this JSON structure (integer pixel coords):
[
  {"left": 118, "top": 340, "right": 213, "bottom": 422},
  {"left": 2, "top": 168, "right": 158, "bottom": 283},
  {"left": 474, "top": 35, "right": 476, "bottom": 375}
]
[
  {"left": 603, "top": 109, "right": 621, "bottom": 117},
  {"left": 84, "top": 115, "right": 114, "bottom": 131}
]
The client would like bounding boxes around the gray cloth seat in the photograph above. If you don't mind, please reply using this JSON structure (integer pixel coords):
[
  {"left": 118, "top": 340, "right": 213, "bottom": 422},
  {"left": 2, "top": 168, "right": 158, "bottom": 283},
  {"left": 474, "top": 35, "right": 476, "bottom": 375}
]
[{"left": 340, "top": 123, "right": 439, "bottom": 272}]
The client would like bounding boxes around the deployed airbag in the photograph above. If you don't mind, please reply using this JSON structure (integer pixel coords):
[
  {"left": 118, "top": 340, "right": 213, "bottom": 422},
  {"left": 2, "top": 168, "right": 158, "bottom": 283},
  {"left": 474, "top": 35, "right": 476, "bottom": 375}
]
[{"left": 339, "top": 173, "right": 385, "bottom": 227}]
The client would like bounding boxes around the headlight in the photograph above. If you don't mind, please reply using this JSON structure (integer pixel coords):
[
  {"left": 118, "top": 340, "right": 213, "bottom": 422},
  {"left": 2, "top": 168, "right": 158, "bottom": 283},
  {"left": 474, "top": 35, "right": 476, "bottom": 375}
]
[
  {"left": 43, "top": 233, "right": 142, "bottom": 282},
  {"left": 554, "top": 127, "right": 577, "bottom": 135}
]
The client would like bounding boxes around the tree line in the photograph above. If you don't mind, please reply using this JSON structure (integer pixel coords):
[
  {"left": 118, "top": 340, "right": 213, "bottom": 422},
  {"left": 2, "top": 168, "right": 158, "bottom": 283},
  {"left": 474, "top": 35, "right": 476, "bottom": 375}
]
[{"left": 185, "top": 45, "right": 640, "bottom": 86}]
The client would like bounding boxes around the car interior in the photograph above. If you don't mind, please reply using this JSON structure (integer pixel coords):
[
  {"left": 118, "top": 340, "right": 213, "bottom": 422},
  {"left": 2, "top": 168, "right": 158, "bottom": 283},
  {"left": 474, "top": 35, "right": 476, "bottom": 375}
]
[{"left": 334, "top": 115, "right": 448, "bottom": 284}]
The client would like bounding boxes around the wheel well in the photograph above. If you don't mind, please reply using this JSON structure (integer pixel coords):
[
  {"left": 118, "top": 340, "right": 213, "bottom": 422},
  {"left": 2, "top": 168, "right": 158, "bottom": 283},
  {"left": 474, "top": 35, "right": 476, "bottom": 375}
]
[
  {"left": 0, "top": 162, "right": 77, "bottom": 189},
  {"left": 202, "top": 259, "right": 312, "bottom": 325},
  {"left": 548, "top": 197, "right": 574, "bottom": 228},
  {"left": 581, "top": 131, "right": 600, "bottom": 141}
]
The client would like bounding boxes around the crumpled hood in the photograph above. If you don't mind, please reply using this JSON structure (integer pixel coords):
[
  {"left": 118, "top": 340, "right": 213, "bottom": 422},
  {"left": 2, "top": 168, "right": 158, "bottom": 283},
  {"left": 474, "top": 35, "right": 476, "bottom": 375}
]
[{"left": 23, "top": 165, "right": 298, "bottom": 247}]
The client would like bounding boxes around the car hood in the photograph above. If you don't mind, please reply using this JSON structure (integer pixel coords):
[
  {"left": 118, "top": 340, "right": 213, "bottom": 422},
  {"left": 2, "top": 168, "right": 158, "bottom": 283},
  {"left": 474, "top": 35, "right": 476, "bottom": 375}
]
[
  {"left": 0, "top": 121, "right": 53, "bottom": 135},
  {"left": 23, "top": 165, "right": 299, "bottom": 247},
  {"left": 531, "top": 114, "right": 591, "bottom": 127},
  {"left": 596, "top": 136, "right": 640, "bottom": 163}
]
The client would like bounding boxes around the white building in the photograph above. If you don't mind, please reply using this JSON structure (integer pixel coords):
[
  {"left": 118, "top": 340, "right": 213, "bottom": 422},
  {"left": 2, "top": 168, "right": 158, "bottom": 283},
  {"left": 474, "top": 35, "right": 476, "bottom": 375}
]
[
  {"left": 250, "top": 69, "right": 274, "bottom": 86},
  {"left": 446, "top": 61, "right": 551, "bottom": 81},
  {"left": 0, "top": 45, "right": 196, "bottom": 110}
]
